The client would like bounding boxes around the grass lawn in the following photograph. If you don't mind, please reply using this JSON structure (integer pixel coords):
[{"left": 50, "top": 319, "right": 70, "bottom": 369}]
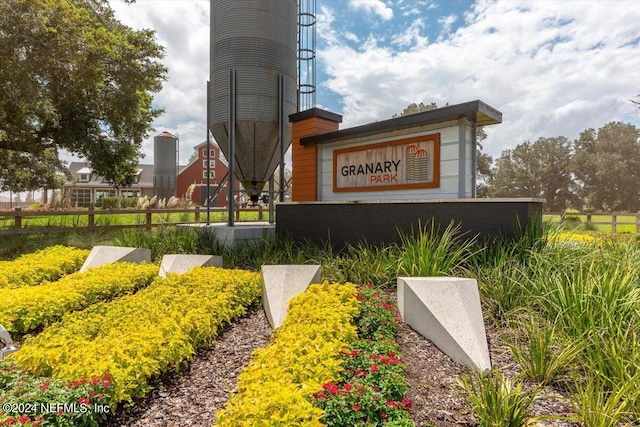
[{"left": 543, "top": 213, "right": 638, "bottom": 233}]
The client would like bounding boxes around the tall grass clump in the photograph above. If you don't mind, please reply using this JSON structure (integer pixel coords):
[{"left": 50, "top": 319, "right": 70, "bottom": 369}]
[
  {"left": 460, "top": 370, "right": 542, "bottom": 426},
  {"left": 501, "top": 235, "right": 640, "bottom": 419},
  {"left": 397, "top": 220, "right": 478, "bottom": 278},
  {"left": 505, "top": 311, "right": 582, "bottom": 385},
  {"left": 113, "top": 227, "right": 199, "bottom": 261}
]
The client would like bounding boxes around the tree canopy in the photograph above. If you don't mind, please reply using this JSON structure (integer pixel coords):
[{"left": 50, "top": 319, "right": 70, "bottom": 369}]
[
  {"left": 572, "top": 122, "right": 640, "bottom": 212},
  {"left": 489, "top": 137, "right": 578, "bottom": 211},
  {"left": 0, "top": 0, "right": 166, "bottom": 191}
]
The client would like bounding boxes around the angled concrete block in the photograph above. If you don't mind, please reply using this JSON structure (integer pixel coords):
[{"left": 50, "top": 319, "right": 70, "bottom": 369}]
[
  {"left": 80, "top": 246, "right": 151, "bottom": 272},
  {"left": 159, "top": 254, "right": 223, "bottom": 277},
  {"left": 261, "top": 265, "right": 322, "bottom": 329},
  {"left": 0, "top": 324, "right": 18, "bottom": 361},
  {"left": 398, "top": 277, "right": 491, "bottom": 374}
]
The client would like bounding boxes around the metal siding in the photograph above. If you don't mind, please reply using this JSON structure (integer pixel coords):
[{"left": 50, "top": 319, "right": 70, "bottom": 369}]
[
  {"left": 153, "top": 135, "right": 178, "bottom": 198},
  {"left": 210, "top": 0, "right": 297, "bottom": 193}
]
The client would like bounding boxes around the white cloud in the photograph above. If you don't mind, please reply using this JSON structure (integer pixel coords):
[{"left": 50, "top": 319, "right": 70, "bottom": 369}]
[
  {"left": 391, "top": 17, "right": 428, "bottom": 48},
  {"left": 437, "top": 13, "right": 457, "bottom": 41},
  {"left": 109, "top": 0, "right": 210, "bottom": 165},
  {"left": 318, "top": 0, "right": 640, "bottom": 158},
  {"left": 348, "top": 0, "right": 394, "bottom": 21}
]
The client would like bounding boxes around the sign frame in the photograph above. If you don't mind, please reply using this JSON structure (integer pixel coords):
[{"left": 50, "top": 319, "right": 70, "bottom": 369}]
[{"left": 332, "top": 134, "right": 440, "bottom": 193}]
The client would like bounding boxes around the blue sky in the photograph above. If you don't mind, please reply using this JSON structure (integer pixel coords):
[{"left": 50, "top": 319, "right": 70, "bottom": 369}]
[
  {"left": 5, "top": 0, "right": 639, "bottom": 201},
  {"left": 108, "top": 0, "right": 640, "bottom": 163}
]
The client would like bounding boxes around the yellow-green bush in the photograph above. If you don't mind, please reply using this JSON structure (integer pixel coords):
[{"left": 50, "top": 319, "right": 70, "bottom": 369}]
[
  {"left": 0, "top": 246, "right": 90, "bottom": 289},
  {"left": 12, "top": 267, "right": 262, "bottom": 404},
  {"left": 216, "top": 282, "right": 359, "bottom": 427},
  {"left": 0, "top": 263, "right": 157, "bottom": 334}
]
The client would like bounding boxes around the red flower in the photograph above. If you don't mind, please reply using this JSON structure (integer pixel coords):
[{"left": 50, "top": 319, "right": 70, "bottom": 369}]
[
  {"left": 1, "top": 417, "right": 18, "bottom": 425},
  {"left": 322, "top": 382, "right": 340, "bottom": 395},
  {"left": 18, "top": 415, "right": 30, "bottom": 424},
  {"left": 352, "top": 404, "right": 361, "bottom": 411},
  {"left": 101, "top": 380, "right": 113, "bottom": 388},
  {"left": 344, "top": 383, "right": 353, "bottom": 392},
  {"left": 102, "top": 373, "right": 113, "bottom": 379},
  {"left": 39, "top": 381, "right": 49, "bottom": 391},
  {"left": 91, "top": 377, "right": 101, "bottom": 386},
  {"left": 402, "top": 397, "right": 413, "bottom": 407},
  {"left": 78, "top": 397, "right": 90, "bottom": 405},
  {"left": 380, "top": 412, "right": 387, "bottom": 419},
  {"left": 370, "top": 364, "right": 379, "bottom": 374}
]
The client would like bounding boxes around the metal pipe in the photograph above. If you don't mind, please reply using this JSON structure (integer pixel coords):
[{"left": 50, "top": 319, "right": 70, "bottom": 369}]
[
  {"left": 228, "top": 69, "right": 236, "bottom": 227},
  {"left": 268, "top": 174, "right": 275, "bottom": 224},
  {"left": 206, "top": 81, "right": 211, "bottom": 224},
  {"left": 279, "top": 74, "right": 285, "bottom": 203}
]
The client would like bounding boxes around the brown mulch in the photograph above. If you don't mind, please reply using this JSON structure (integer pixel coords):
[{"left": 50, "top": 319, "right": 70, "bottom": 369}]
[
  {"left": 104, "top": 306, "right": 272, "bottom": 427},
  {"left": 103, "top": 306, "right": 578, "bottom": 427}
]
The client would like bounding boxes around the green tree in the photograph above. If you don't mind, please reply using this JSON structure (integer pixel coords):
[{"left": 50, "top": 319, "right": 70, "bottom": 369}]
[
  {"left": 489, "top": 137, "right": 578, "bottom": 212},
  {"left": 572, "top": 122, "right": 640, "bottom": 212},
  {"left": 0, "top": 0, "right": 166, "bottom": 191}
]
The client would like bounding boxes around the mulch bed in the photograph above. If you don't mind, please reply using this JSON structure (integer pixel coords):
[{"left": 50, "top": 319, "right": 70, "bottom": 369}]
[{"left": 104, "top": 306, "right": 578, "bottom": 427}]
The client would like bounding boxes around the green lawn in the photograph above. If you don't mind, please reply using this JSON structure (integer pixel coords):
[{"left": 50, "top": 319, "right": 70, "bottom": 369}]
[
  {"left": 0, "top": 209, "right": 269, "bottom": 230},
  {"left": 544, "top": 213, "right": 638, "bottom": 233}
]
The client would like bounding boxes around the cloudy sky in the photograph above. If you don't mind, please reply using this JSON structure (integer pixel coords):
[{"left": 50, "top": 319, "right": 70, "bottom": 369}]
[{"left": 107, "top": 0, "right": 639, "bottom": 165}]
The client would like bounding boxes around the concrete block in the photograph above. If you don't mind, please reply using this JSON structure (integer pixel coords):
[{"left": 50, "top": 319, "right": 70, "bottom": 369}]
[
  {"left": 398, "top": 277, "right": 491, "bottom": 374},
  {"left": 261, "top": 265, "right": 322, "bottom": 329},
  {"left": 0, "top": 324, "right": 18, "bottom": 361},
  {"left": 80, "top": 246, "right": 151, "bottom": 272},
  {"left": 159, "top": 254, "right": 223, "bottom": 277},
  {"left": 178, "top": 223, "right": 275, "bottom": 248}
]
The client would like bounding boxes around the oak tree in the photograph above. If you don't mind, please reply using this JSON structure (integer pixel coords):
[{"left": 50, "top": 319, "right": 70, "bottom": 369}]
[{"left": 0, "top": 0, "right": 166, "bottom": 191}]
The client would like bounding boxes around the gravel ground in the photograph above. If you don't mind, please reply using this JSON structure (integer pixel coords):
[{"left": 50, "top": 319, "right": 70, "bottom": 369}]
[{"left": 104, "top": 306, "right": 578, "bottom": 427}]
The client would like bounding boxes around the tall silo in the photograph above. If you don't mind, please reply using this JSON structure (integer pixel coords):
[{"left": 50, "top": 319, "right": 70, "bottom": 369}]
[
  {"left": 153, "top": 131, "right": 178, "bottom": 199},
  {"left": 209, "top": 0, "right": 297, "bottom": 202}
]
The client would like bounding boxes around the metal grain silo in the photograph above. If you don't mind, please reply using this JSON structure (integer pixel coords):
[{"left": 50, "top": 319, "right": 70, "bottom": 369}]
[
  {"left": 153, "top": 131, "right": 178, "bottom": 199},
  {"left": 209, "top": 0, "right": 297, "bottom": 201}
]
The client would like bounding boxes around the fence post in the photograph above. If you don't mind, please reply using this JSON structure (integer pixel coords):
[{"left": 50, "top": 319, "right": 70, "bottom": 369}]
[
  {"left": 14, "top": 208, "right": 22, "bottom": 230},
  {"left": 235, "top": 207, "right": 240, "bottom": 222},
  {"left": 194, "top": 206, "right": 200, "bottom": 223},
  {"left": 611, "top": 213, "right": 617, "bottom": 233},
  {"left": 88, "top": 205, "right": 95, "bottom": 229},
  {"left": 636, "top": 212, "right": 640, "bottom": 234},
  {"left": 146, "top": 209, "right": 152, "bottom": 230},
  {"left": 586, "top": 213, "right": 592, "bottom": 228},
  {"left": 258, "top": 206, "right": 263, "bottom": 221}
]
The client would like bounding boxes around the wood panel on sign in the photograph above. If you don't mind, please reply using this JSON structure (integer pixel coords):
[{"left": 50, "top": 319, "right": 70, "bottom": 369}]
[{"left": 332, "top": 134, "right": 440, "bottom": 193}]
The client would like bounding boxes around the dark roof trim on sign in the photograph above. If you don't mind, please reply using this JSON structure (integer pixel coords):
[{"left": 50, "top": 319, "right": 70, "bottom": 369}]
[
  {"left": 289, "top": 107, "right": 343, "bottom": 124},
  {"left": 299, "top": 100, "right": 502, "bottom": 146}
]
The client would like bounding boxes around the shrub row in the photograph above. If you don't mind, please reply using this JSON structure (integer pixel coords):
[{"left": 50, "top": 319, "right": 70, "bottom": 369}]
[
  {"left": 0, "top": 246, "right": 90, "bottom": 289},
  {"left": 216, "top": 282, "right": 360, "bottom": 426},
  {"left": 0, "top": 360, "right": 114, "bottom": 427},
  {"left": 13, "top": 267, "right": 262, "bottom": 405},
  {"left": 0, "top": 263, "right": 158, "bottom": 334},
  {"left": 313, "top": 284, "right": 416, "bottom": 426}
]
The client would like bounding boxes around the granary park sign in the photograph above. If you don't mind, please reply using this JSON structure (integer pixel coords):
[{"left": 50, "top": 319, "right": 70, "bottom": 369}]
[{"left": 333, "top": 134, "right": 440, "bottom": 192}]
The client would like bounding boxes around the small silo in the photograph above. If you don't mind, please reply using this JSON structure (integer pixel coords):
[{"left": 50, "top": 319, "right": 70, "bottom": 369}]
[
  {"left": 209, "top": 0, "right": 297, "bottom": 201},
  {"left": 153, "top": 131, "right": 178, "bottom": 199}
]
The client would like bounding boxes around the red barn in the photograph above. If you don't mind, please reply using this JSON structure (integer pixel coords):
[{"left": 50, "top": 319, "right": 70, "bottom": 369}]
[{"left": 177, "top": 141, "right": 242, "bottom": 207}]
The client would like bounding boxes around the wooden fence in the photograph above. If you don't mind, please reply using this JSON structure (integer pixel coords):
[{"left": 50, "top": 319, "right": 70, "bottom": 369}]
[
  {"left": 0, "top": 206, "right": 271, "bottom": 235},
  {"left": 547, "top": 212, "right": 640, "bottom": 233}
]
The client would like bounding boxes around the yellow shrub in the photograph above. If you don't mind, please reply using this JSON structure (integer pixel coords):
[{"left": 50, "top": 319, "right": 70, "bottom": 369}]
[
  {"left": 12, "top": 267, "right": 262, "bottom": 405},
  {"left": 0, "top": 263, "right": 157, "bottom": 334},
  {"left": 0, "top": 246, "right": 90, "bottom": 289},
  {"left": 216, "top": 282, "right": 359, "bottom": 427},
  {"left": 547, "top": 231, "right": 602, "bottom": 245}
]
